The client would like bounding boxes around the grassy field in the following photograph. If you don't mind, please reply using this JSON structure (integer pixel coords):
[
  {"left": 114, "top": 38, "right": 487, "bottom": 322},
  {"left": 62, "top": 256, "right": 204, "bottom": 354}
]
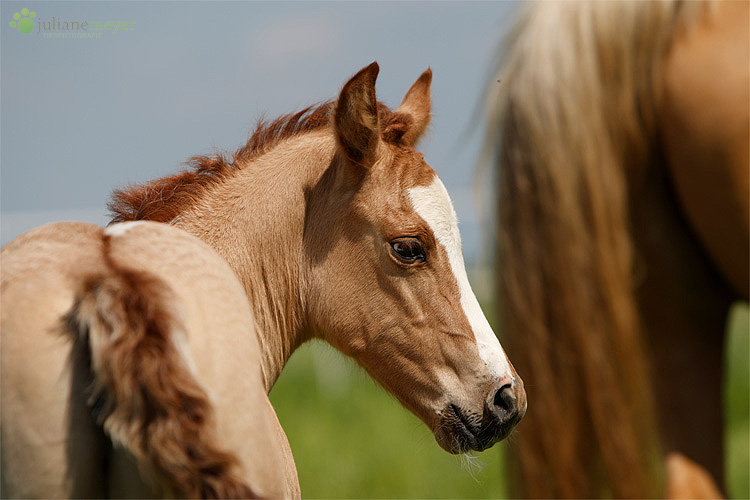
[
  {"left": 725, "top": 303, "right": 749, "bottom": 499},
  {"left": 270, "top": 302, "right": 749, "bottom": 498},
  {"left": 270, "top": 342, "right": 508, "bottom": 498}
]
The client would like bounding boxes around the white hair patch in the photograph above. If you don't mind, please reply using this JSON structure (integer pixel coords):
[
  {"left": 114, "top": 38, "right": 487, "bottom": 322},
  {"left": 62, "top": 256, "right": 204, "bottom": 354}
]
[
  {"left": 408, "top": 176, "right": 512, "bottom": 380},
  {"left": 104, "top": 221, "right": 150, "bottom": 237}
]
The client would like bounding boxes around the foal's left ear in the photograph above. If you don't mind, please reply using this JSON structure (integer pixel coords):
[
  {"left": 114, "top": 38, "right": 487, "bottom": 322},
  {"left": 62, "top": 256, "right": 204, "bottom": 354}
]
[{"left": 387, "top": 68, "right": 432, "bottom": 146}]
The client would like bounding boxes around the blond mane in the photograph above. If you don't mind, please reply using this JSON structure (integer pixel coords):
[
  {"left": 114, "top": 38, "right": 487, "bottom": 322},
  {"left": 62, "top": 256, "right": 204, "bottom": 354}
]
[{"left": 487, "top": 1, "right": 712, "bottom": 497}]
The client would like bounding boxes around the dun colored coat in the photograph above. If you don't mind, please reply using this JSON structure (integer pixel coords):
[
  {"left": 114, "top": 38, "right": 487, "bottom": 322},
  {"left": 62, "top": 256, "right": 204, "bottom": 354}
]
[{"left": 2, "top": 63, "right": 526, "bottom": 498}]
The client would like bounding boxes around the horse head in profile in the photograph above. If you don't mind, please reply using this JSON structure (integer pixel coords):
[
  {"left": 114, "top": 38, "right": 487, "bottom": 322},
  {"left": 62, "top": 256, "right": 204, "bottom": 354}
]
[
  {"left": 2, "top": 63, "right": 525, "bottom": 499},
  {"left": 112, "top": 61, "right": 525, "bottom": 454},
  {"left": 303, "top": 63, "right": 526, "bottom": 452}
]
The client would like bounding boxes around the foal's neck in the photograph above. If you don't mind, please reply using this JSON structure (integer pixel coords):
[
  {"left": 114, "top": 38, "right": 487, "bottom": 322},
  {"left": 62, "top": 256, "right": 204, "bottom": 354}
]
[{"left": 173, "top": 131, "right": 334, "bottom": 392}]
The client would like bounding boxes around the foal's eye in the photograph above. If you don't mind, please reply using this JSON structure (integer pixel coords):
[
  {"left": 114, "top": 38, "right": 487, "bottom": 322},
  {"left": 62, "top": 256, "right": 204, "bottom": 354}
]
[{"left": 390, "top": 238, "right": 426, "bottom": 263}]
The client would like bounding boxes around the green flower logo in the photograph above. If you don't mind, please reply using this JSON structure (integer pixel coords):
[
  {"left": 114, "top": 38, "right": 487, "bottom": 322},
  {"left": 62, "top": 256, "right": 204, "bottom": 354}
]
[{"left": 9, "top": 8, "right": 36, "bottom": 34}]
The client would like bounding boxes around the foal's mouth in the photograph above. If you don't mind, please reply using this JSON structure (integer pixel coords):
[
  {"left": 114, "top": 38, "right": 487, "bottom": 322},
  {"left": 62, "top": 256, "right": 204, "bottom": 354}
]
[
  {"left": 436, "top": 403, "right": 516, "bottom": 454},
  {"left": 450, "top": 404, "right": 482, "bottom": 449},
  {"left": 436, "top": 404, "right": 483, "bottom": 453}
]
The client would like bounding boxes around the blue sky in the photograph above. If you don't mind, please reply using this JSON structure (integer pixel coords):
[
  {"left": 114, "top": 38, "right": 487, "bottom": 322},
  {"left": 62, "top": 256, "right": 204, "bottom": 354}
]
[{"left": 1, "top": 1, "right": 520, "bottom": 264}]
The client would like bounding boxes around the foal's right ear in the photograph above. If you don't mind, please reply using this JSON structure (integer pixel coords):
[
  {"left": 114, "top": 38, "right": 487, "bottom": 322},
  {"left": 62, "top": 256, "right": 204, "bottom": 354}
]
[{"left": 334, "top": 62, "right": 380, "bottom": 167}]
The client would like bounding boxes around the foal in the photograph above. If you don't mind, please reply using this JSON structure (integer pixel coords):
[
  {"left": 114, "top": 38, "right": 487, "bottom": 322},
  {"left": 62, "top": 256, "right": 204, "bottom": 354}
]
[{"left": 2, "top": 63, "right": 525, "bottom": 497}]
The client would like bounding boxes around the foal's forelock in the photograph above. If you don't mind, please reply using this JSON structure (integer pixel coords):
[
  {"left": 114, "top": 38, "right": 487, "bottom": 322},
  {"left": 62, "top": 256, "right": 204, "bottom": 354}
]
[{"left": 408, "top": 175, "right": 511, "bottom": 380}]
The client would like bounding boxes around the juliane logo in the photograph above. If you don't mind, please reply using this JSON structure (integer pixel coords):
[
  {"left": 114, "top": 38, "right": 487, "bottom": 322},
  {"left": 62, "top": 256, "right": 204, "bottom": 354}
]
[
  {"left": 7, "top": 7, "right": 135, "bottom": 38},
  {"left": 9, "top": 8, "right": 36, "bottom": 34}
]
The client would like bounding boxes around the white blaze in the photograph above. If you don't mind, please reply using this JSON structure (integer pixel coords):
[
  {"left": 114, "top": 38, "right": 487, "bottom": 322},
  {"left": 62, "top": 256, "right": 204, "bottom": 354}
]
[{"left": 408, "top": 176, "right": 512, "bottom": 379}]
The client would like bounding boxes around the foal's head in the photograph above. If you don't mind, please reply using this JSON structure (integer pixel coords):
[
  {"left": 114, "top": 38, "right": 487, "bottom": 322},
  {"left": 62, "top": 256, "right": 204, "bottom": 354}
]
[{"left": 305, "top": 63, "right": 525, "bottom": 453}]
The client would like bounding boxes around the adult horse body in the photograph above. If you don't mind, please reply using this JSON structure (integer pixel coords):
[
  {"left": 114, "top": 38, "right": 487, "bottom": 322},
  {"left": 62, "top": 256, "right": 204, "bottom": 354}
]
[
  {"left": 489, "top": 1, "right": 747, "bottom": 498},
  {"left": 1, "top": 63, "right": 525, "bottom": 497}
]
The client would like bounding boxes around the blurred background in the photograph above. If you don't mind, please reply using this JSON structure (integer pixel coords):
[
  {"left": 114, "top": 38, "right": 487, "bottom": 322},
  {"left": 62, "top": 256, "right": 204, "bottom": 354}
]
[{"left": 1, "top": 2, "right": 746, "bottom": 498}]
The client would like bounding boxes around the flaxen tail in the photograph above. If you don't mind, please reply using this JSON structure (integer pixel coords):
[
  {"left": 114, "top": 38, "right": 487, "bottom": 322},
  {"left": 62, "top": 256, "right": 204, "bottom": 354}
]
[
  {"left": 66, "top": 237, "right": 257, "bottom": 499},
  {"left": 486, "top": 1, "right": 710, "bottom": 497}
]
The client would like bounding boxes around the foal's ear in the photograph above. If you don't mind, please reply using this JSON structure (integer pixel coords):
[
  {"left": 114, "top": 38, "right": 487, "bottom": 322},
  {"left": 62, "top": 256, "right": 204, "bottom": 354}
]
[
  {"left": 391, "top": 68, "right": 432, "bottom": 146},
  {"left": 334, "top": 62, "right": 380, "bottom": 166}
]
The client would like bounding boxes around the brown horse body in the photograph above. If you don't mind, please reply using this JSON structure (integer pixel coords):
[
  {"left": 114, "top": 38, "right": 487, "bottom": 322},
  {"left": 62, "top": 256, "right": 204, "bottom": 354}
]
[
  {"left": 2, "top": 64, "right": 525, "bottom": 497},
  {"left": 490, "top": 0, "right": 747, "bottom": 497},
  {"left": 1, "top": 221, "right": 297, "bottom": 498}
]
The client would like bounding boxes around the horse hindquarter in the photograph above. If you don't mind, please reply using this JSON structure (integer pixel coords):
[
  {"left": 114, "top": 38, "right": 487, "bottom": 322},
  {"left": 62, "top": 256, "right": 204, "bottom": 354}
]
[
  {"left": 1, "top": 223, "right": 110, "bottom": 498},
  {"left": 2, "top": 222, "right": 299, "bottom": 498},
  {"left": 100, "top": 222, "right": 299, "bottom": 499}
]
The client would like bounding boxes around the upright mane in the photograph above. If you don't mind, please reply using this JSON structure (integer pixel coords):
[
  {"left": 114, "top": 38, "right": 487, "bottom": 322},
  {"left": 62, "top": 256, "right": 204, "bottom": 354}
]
[{"left": 108, "top": 100, "right": 403, "bottom": 224}]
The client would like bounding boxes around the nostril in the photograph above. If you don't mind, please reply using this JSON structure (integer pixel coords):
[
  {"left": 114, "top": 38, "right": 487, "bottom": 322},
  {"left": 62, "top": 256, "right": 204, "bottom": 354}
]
[{"left": 493, "top": 384, "right": 517, "bottom": 414}]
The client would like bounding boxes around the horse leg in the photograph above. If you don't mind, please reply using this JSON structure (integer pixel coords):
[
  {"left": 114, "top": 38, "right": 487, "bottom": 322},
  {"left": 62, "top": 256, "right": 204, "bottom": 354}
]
[{"left": 630, "top": 154, "right": 735, "bottom": 495}]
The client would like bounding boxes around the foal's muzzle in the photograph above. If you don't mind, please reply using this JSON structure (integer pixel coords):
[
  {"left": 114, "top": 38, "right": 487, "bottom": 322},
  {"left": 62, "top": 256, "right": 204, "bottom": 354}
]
[{"left": 438, "top": 379, "right": 526, "bottom": 454}]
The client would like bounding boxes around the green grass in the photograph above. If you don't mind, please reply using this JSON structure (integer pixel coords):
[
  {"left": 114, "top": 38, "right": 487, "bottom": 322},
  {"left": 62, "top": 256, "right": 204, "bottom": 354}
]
[
  {"left": 270, "top": 341, "right": 507, "bottom": 498},
  {"left": 725, "top": 302, "right": 749, "bottom": 500},
  {"left": 269, "top": 302, "right": 749, "bottom": 499}
]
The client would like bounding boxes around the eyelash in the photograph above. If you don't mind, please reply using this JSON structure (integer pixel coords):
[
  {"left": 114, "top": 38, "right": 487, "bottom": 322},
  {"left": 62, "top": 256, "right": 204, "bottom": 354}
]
[{"left": 389, "top": 237, "right": 426, "bottom": 264}]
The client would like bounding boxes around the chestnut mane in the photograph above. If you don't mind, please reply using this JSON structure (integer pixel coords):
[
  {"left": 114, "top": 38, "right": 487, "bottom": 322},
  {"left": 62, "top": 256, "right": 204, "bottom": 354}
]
[{"left": 108, "top": 101, "right": 404, "bottom": 224}]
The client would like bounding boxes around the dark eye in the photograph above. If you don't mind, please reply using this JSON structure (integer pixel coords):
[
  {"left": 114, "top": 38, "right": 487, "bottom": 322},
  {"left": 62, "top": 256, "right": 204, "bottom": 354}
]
[{"left": 390, "top": 238, "right": 426, "bottom": 263}]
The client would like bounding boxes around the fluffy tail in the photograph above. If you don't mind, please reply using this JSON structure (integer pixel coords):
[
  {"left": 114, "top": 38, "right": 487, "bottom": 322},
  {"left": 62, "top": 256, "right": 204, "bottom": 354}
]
[
  {"left": 66, "top": 240, "right": 257, "bottom": 498},
  {"left": 487, "top": 1, "right": 710, "bottom": 497}
]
